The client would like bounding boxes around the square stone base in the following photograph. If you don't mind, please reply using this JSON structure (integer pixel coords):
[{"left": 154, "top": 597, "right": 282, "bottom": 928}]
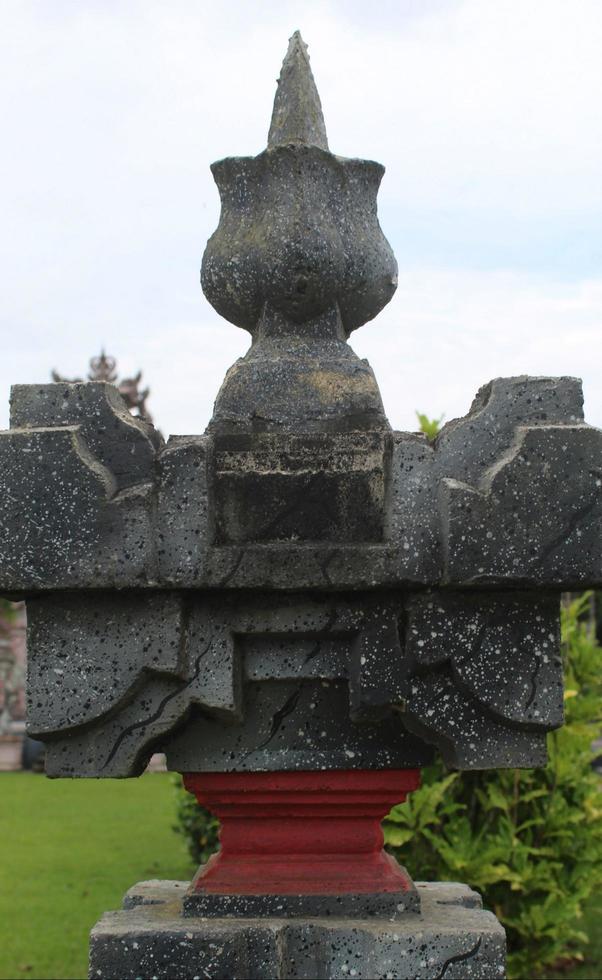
[{"left": 89, "top": 880, "right": 506, "bottom": 979}]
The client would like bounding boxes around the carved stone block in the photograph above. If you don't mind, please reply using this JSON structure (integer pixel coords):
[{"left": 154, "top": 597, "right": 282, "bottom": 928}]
[
  {"left": 10, "top": 382, "right": 160, "bottom": 489},
  {"left": 386, "top": 432, "right": 439, "bottom": 582},
  {"left": 212, "top": 432, "right": 388, "bottom": 544},
  {"left": 156, "top": 436, "right": 210, "bottom": 585},
  {"left": 435, "top": 375, "right": 584, "bottom": 487},
  {"left": 403, "top": 592, "right": 561, "bottom": 768},
  {"left": 441, "top": 425, "right": 602, "bottom": 586},
  {"left": 0, "top": 426, "right": 152, "bottom": 591}
]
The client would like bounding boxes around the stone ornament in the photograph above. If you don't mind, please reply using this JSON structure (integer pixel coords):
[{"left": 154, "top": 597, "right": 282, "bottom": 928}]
[
  {"left": 0, "top": 36, "right": 600, "bottom": 977},
  {"left": 1, "top": 34, "right": 601, "bottom": 786}
]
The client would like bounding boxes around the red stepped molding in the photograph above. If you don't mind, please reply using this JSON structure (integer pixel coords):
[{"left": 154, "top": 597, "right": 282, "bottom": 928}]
[{"left": 183, "top": 768, "right": 420, "bottom": 896}]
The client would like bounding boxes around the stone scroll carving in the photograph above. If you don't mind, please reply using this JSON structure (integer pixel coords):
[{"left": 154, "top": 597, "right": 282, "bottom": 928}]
[
  {"left": 1, "top": 32, "right": 601, "bottom": 781},
  {"left": 2, "top": 376, "right": 600, "bottom": 589}
]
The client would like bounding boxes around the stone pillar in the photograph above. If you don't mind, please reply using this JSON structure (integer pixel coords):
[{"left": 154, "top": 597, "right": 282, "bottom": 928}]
[{"left": 2, "top": 29, "right": 602, "bottom": 980}]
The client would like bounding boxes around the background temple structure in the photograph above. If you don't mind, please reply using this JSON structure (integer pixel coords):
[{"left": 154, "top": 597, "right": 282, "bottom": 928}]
[
  {"left": 52, "top": 349, "right": 155, "bottom": 424},
  {"left": 0, "top": 602, "right": 26, "bottom": 771},
  {"left": 1, "top": 32, "right": 602, "bottom": 980}
]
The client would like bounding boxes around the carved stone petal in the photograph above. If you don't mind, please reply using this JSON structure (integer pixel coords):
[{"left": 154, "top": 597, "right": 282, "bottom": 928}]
[
  {"left": 435, "top": 376, "right": 584, "bottom": 487},
  {"left": 10, "top": 382, "right": 160, "bottom": 489},
  {"left": 405, "top": 593, "right": 563, "bottom": 747},
  {"left": 404, "top": 670, "right": 548, "bottom": 770},
  {"left": 0, "top": 426, "right": 153, "bottom": 591},
  {"left": 441, "top": 425, "right": 602, "bottom": 586},
  {"left": 27, "top": 593, "right": 184, "bottom": 735}
]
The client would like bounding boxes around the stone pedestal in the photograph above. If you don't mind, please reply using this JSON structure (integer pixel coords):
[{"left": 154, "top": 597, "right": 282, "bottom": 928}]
[
  {"left": 89, "top": 880, "right": 506, "bottom": 979},
  {"left": 10, "top": 28, "right": 600, "bottom": 980},
  {"left": 183, "top": 769, "right": 420, "bottom": 918}
]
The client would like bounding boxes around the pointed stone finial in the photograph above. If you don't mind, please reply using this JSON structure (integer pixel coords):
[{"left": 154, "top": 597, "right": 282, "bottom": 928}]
[
  {"left": 267, "top": 31, "right": 329, "bottom": 150},
  {"left": 202, "top": 33, "right": 398, "bottom": 432}
]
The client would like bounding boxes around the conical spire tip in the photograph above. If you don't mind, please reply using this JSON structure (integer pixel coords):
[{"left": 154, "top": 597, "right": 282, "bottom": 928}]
[{"left": 267, "top": 32, "right": 329, "bottom": 151}]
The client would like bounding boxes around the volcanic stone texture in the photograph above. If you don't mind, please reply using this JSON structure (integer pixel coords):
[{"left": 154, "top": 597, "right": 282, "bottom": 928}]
[
  {"left": 0, "top": 374, "right": 596, "bottom": 774},
  {"left": 211, "top": 432, "right": 388, "bottom": 544},
  {"left": 3, "top": 28, "right": 601, "bottom": 787},
  {"left": 402, "top": 591, "right": 562, "bottom": 769},
  {"left": 89, "top": 880, "right": 506, "bottom": 979},
  {"left": 2, "top": 375, "right": 600, "bottom": 593},
  {"left": 27, "top": 591, "right": 432, "bottom": 776},
  {"left": 22, "top": 587, "right": 565, "bottom": 776}
]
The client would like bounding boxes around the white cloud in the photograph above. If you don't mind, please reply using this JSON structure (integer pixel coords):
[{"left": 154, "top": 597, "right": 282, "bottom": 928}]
[
  {"left": 24, "top": 266, "right": 597, "bottom": 440},
  {"left": 0, "top": 0, "right": 601, "bottom": 437},
  {"left": 354, "top": 267, "right": 602, "bottom": 432}
]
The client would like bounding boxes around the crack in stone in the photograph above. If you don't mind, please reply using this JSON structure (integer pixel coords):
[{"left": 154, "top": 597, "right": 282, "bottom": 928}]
[
  {"left": 524, "top": 654, "right": 542, "bottom": 711},
  {"left": 316, "top": 550, "right": 337, "bottom": 586},
  {"left": 435, "top": 936, "right": 482, "bottom": 980},
  {"left": 101, "top": 635, "right": 214, "bottom": 770},
  {"left": 217, "top": 549, "right": 245, "bottom": 587},
  {"left": 302, "top": 610, "right": 339, "bottom": 666},
  {"left": 253, "top": 684, "right": 303, "bottom": 754},
  {"left": 532, "top": 489, "right": 600, "bottom": 569},
  {"left": 256, "top": 473, "right": 340, "bottom": 542}
]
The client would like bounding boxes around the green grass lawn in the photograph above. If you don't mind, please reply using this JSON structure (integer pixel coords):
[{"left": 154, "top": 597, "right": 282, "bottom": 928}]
[
  {"left": 0, "top": 772, "right": 194, "bottom": 980},
  {"left": 1, "top": 771, "right": 600, "bottom": 980}
]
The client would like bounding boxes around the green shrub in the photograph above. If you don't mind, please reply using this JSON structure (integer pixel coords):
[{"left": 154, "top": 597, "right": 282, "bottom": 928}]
[
  {"left": 383, "top": 593, "right": 602, "bottom": 979},
  {"left": 171, "top": 776, "right": 220, "bottom": 866}
]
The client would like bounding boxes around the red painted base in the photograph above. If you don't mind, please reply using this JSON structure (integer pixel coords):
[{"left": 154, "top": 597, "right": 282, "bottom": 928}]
[{"left": 183, "top": 769, "right": 420, "bottom": 896}]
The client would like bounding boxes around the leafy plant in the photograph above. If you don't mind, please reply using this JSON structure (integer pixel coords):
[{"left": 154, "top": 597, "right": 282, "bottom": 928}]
[
  {"left": 415, "top": 410, "right": 444, "bottom": 441},
  {"left": 171, "top": 776, "right": 220, "bottom": 866},
  {"left": 383, "top": 593, "right": 602, "bottom": 979}
]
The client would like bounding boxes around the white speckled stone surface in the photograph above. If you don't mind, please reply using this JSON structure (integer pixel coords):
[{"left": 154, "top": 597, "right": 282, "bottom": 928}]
[{"left": 89, "top": 880, "right": 506, "bottom": 980}]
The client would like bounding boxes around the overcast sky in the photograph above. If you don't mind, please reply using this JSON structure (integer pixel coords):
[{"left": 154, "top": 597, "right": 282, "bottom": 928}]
[{"left": 1, "top": 0, "right": 601, "bottom": 437}]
